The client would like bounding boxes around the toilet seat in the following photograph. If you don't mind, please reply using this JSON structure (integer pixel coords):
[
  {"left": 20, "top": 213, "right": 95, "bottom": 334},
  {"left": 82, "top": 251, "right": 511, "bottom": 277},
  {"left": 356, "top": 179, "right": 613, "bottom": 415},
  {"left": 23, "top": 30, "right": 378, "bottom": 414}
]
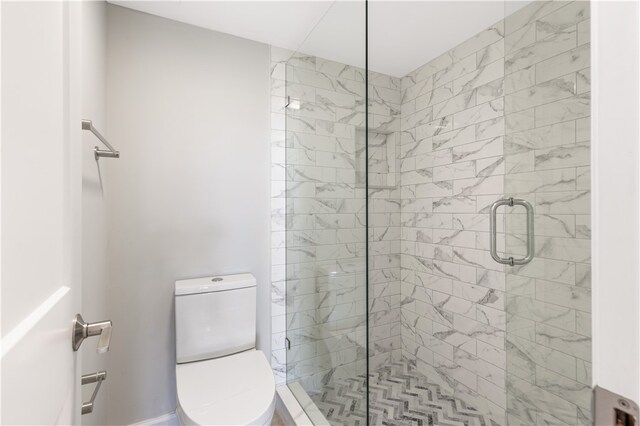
[{"left": 176, "top": 350, "right": 276, "bottom": 425}]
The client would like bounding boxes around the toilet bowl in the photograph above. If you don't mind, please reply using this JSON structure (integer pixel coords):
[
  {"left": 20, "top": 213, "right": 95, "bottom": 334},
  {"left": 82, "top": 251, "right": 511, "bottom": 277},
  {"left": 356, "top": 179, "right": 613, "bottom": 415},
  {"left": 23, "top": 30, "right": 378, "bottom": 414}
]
[
  {"left": 176, "top": 350, "right": 275, "bottom": 425},
  {"left": 174, "top": 274, "right": 276, "bottom": 426}
]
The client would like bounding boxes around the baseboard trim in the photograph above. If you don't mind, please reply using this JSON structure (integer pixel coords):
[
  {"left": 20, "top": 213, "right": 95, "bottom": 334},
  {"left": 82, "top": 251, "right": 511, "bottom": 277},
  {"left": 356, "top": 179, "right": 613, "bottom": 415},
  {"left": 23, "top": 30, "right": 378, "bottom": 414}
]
[{"left": 129, "top": 412, "right": 179, "bottom": 426}]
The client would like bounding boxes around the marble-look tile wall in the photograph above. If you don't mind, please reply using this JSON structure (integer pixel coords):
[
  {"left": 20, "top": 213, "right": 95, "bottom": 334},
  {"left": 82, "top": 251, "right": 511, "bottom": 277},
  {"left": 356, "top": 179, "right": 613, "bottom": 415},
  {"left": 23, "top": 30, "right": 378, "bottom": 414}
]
[
  {"left": 398, "top": 1, "right": 590, "bottom": 425},
  {"left": 270, "top": 46, "right": 402, "bottom": 392},
  {"left": 398, "top": 15, "right": 509, "bottom": 423}
]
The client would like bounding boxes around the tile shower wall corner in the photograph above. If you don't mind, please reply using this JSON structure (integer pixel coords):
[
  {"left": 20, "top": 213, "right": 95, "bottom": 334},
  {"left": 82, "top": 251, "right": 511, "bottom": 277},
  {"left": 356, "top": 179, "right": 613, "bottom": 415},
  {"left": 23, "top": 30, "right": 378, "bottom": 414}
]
[{"left": 367, "top": 73, "right": 403, "bottom": 371}]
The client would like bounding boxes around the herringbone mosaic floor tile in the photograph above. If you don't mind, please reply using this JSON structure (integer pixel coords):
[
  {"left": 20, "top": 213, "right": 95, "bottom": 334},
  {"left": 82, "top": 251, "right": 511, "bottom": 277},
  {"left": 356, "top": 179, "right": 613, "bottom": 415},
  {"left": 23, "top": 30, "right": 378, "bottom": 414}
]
[{"left": 308, "top": 360, "right": 499, "bottom": 426}]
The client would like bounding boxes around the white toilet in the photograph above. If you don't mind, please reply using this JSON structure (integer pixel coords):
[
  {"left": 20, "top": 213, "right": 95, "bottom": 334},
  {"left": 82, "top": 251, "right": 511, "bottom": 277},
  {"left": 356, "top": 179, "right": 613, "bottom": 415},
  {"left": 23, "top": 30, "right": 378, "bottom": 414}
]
[{"left": 174, "top": 273, "right": 276, "bottom": 425}]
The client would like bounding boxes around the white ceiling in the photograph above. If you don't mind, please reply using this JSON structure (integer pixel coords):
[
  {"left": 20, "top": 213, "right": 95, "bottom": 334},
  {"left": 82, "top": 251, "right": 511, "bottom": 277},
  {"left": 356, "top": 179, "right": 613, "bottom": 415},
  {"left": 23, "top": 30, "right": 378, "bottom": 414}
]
[{"left": 108, "top": 1, "right": 530, "bottom": 77}]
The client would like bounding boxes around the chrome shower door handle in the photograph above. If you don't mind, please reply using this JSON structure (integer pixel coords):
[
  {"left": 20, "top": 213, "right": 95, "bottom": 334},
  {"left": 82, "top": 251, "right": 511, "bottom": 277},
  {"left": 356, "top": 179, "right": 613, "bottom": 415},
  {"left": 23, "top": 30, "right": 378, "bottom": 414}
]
[{"left": 489, "top": 198, "right": 535, "bottom": 266}]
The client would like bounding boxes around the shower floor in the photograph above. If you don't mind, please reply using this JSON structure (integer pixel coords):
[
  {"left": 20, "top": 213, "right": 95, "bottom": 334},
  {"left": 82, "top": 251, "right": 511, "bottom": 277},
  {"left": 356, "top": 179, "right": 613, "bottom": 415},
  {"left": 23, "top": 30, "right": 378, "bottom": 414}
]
[{"left": 309, "top": 360, "right": 499, "bottom": 426}]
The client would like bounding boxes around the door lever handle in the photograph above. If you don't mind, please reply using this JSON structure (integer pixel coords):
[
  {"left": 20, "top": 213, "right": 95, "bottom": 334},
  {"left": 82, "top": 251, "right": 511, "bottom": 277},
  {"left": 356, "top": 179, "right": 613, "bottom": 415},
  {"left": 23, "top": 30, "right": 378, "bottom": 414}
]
[
  {"left": 72, "top": 314, "right": 112, "bottom": 353},
  {"left": 96, "top": 324, "right": 112, "bottom": 354}
]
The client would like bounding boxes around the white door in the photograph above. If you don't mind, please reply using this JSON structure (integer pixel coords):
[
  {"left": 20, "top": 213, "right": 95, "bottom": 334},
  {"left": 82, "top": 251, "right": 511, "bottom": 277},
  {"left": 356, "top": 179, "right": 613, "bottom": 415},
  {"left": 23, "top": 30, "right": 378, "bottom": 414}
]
[
  {"left": 1, "top": 1, "right": 84, "bottom": 424},
  {"left": 592, "top": 0, "right": 640, "bottom": 404}
]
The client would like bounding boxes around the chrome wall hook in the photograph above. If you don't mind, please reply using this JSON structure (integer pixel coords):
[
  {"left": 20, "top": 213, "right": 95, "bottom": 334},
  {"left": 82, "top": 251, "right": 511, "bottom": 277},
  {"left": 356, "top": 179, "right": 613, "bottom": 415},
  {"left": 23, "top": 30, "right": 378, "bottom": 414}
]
[{"left": 82, "top": 119, "right": 120, "bottom": 160}]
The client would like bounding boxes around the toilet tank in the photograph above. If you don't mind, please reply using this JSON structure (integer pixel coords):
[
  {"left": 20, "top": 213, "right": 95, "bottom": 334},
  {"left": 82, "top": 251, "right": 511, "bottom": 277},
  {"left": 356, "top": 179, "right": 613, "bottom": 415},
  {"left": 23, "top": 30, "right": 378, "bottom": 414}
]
[{"left": 175, "top": 273, "right": 256, "bottom": 364}]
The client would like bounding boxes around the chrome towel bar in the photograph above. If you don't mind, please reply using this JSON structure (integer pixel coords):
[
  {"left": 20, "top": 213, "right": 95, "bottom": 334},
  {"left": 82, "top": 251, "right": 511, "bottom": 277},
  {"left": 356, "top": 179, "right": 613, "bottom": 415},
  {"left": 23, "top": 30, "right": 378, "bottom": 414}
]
[
  {"left": 81, "top": 371, "right": 107, "bottom": 415},
  {"left": 489, "top": 197, "right": 535, "bottom": 266},
  {"left": 81, "top": 119, "right": 120, "bottom": 160}
]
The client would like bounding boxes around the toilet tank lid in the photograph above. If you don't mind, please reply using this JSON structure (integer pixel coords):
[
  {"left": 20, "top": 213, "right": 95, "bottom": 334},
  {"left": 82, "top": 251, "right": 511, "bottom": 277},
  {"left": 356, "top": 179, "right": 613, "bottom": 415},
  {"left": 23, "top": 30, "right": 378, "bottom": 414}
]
[{"left": 175, "top": 273, "right": 256, "bottom": 296}]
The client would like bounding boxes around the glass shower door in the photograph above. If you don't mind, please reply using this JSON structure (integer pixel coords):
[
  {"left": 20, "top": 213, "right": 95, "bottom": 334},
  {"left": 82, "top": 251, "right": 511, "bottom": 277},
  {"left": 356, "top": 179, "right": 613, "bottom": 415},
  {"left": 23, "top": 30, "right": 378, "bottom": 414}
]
[
  {"left": 502, "top": 1, "right": 592, "bottom": 425},
  {"left": 280, "top": 2, "right": 368, "bottom": 424}
]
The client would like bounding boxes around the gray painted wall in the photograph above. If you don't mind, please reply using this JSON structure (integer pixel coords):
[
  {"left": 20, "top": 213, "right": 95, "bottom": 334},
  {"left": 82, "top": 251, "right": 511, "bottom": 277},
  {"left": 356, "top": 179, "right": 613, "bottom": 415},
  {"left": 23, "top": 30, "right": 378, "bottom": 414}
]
[{"left": 105, "top": 5, "right": 271, "bottom": 423}]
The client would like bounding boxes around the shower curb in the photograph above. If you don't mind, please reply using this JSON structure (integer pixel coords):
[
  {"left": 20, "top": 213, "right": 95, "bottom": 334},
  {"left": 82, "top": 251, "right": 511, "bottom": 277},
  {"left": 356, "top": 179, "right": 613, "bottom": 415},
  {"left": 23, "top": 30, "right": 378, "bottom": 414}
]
[{"left": 276, "top": 384, "right": 329, "bottom": 426}]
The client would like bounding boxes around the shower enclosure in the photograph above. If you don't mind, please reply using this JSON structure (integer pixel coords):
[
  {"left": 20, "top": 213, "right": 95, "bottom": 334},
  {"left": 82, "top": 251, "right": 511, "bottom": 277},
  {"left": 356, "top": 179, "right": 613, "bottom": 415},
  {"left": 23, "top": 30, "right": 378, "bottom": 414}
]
[{"left": 273, "top": 1, "right": 591, "bottom": 424}]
